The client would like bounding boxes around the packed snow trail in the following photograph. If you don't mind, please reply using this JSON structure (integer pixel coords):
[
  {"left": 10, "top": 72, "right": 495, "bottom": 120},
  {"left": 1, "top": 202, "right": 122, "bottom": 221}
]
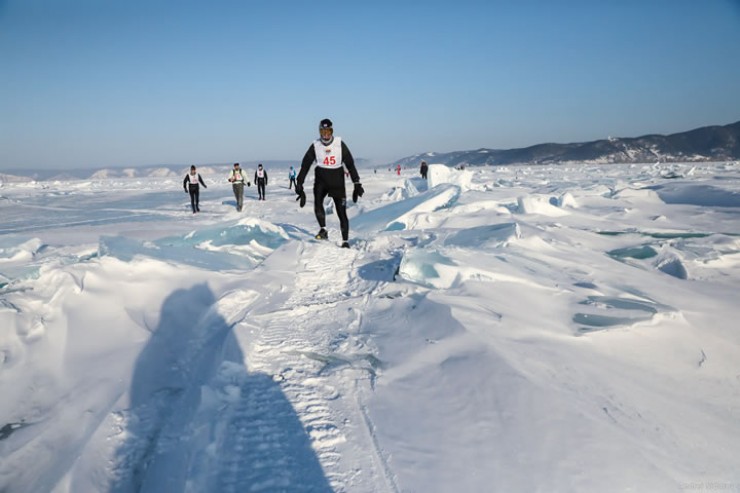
[
  {"left": 231, "top": 240, "right": 399, "bottom": 493},
  {"left": 97, "top": 239, "right": 398, "bottom": 492}
]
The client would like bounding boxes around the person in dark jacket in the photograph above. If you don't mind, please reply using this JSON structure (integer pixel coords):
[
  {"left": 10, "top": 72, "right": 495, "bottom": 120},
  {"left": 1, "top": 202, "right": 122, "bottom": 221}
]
[
  {"left": 295, "top": 118, "right": 363, "bottom": 248},
  {"left": 183, "top": 165, "right": 207, "bottom": 213},
  {"left": 254, "top": 163, "right": 268, "bottom": 200}
]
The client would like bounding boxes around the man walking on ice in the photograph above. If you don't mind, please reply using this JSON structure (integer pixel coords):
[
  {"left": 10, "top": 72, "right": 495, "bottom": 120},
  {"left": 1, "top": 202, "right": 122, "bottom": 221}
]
[
  {"left": 295, "top": 118, "right": 363, "bottom": 248},
  {"left": 254, "top": 163, "right": 268, "bottom": 201},
  {"left": 228, "top": 162, "right": 248, "bottom": 211},
  {"left": 183, "top": 165, "right": 207, "bottom": 213}
]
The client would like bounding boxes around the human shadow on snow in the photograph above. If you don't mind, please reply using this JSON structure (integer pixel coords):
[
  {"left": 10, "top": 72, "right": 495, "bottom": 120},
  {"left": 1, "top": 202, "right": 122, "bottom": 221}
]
[{"left": 110, "top": 283, "right": 332, "bottom": 493}]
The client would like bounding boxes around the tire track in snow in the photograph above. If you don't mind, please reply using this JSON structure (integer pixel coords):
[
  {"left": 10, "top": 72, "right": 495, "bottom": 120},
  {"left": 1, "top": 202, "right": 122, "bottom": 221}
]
[
  {"left": 238, "top": 241, "right": 397, "bottom": 492},
  {"left": 213, "top": 369, "right": 330, "bottom": 493}
]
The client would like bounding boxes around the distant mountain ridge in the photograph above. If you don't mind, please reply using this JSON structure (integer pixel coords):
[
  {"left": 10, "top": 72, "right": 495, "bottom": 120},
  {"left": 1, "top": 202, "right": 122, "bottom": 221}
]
[
  {"left": 397, "top": 120, "right": 740, "bottom": 168},
  {"left": 2, "top": 121, "right": 739, "bottom": 182}
]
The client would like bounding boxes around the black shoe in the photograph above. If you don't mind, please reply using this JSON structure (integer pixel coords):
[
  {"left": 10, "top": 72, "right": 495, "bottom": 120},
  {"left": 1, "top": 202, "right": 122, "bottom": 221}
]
[
  {"left": 341, "top": 241, "right": 350, "bottom": 248},
  {"left": 315, "top": 228, "right": 328, "bottom": 240}
]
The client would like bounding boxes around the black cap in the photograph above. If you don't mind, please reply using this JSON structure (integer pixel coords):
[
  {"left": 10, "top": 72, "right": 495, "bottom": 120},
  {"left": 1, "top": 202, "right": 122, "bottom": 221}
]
[{"left": 319, "top": 118, "right": 333, "bottom": 129}]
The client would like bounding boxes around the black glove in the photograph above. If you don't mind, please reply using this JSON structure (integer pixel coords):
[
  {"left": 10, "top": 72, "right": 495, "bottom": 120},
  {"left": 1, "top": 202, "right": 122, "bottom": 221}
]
[
  {"left": 352, "top": 183, "right": 364, "bottom": 203},
  {"left": 295, "top": 184, "right": 306, "bottom": 208},
  {"left": 247, "top": 181, "right": 251, "bottom": 187},
  {"left": 184, "top": 188, "right": 188, "bottom": 193}
]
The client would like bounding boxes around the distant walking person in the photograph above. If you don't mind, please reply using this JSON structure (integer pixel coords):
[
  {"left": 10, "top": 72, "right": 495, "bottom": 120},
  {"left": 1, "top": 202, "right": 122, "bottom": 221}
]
[
  {"left": 420, "top": 160, "right": 428, "bottom": 179},
  {"left": 288, "top": 166, "right": 297, "bottom": 189},
  {"left": 396, "top": 164, "right": 402, "bottom": 176},
  {"left": 228, "top": 162, "right": 249, "bottom": 211},
  {"left": 254, "top": 163, "right": 268, "bottom": 200},
  {"left": 295, "top": 118, "right": 363, "bottom": 248},
  {"left": 183, "top": 165, "right": 207, "bottom": 213}
]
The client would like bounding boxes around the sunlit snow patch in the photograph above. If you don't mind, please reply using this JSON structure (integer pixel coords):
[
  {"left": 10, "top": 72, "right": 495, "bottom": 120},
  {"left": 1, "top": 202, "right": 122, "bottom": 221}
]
[
  {"left": 445, "top": 223, "right": 521, "bottom": 249},
  {"left": 516, "top": 195, "right": 570, "bottom": 217},
  {"left": 427, "top": 164, "right": 474, "bottom": 190},
  {"left": 381, "top": 179, "right": 423, "bottom": 202},
  {"left": 396, "top": 249, "right": 459, "bottom": 289},
  {"left": 353, "top": 184, "right": 460, "bottom": 233}
]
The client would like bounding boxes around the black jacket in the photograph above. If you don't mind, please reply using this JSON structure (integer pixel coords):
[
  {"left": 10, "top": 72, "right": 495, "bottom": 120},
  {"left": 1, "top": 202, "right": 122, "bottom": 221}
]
[
  {"left": 183, "top": 173, "right": 207, "bottom": 190},
  {"left": 297, "top": 139, "right": 360, "bottom": 190},
  {"left": 254, "top": 170, "right": 268, "bottom": 184}
]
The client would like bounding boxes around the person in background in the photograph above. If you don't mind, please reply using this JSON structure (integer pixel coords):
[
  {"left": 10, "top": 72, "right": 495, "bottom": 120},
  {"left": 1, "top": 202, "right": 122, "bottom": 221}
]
[
  {"left": 420, "top": 160, "right": 428, "bottom": 179},
  {"left": 183, "top": 165, "right": 207, "bottom": 213},
  {"left": 295, "top": 118, "right": 363, "bottom": 248},
  {"left": 254, "top": 163, "right": 268, "bottom": 200},
  {"left": 228, "top": 162, "right": 249, "bottom": 211},
  {"left": 396, "top": 163, "right": 401, "bottom": 176},
  {"left": 288, "top": 166, "right": 297, "bottom": 189}
]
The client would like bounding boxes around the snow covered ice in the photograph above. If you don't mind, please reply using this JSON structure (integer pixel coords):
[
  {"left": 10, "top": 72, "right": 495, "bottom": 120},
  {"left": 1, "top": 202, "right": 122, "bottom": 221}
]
[{"left": 1, "top": 161, "right": 740, "bottom": 492}]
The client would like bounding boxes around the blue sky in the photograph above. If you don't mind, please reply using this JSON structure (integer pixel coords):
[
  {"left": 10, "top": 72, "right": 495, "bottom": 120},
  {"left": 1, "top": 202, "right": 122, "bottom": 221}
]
[{"left": 1, "top": 0, "right": 739, "bottom": 170}]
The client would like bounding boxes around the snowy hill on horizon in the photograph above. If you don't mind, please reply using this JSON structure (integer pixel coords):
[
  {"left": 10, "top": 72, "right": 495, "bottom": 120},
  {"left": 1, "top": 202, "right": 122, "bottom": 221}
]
[
  {"left": 397, "top": 120, "right": 740, "bottom": 168},
  {"left": 0, "top": 159, "right": 375, "bottom": 183},
  {"left": 3, "top": 120, "right": 739, "bottom": 182},
  {"left": 1, "top": 161, "right": 740, "bottom": 492}
]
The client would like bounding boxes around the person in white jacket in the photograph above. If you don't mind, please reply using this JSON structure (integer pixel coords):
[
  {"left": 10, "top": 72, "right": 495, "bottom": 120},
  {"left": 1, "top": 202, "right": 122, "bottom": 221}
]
[{"left": 227, "top": 162, "right": 249, "bottom": 211}]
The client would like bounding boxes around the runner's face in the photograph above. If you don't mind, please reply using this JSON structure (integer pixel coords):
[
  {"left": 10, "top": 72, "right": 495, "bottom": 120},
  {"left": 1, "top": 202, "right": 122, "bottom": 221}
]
[{"left": 320, "top": 127, "right": 332, "bottom": 141}]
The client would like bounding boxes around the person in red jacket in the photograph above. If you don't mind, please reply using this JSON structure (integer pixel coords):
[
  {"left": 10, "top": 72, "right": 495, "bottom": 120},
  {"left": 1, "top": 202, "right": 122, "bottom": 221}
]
[{"left": 295, "top": 118, "right": 363, "bottom": 248}]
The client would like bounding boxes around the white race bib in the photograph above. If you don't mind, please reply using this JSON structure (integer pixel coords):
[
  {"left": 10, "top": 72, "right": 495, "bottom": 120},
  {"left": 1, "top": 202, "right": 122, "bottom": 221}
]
[{"left": 314, "top": 137, "right": 343, "bottom": 169}]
